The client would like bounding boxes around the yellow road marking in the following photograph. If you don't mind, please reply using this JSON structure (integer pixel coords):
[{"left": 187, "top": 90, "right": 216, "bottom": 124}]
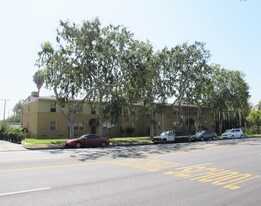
[
  {"left": 0, "top": 160, "right": 116, "bottom": 173},
  {"left": 164, "top": 166, "right": 260, "bottom": 190},
  {"left": 0, "top": 156, "right": 68, "bottom": 163},
  {"left": 114, "top": 159, "right": 184, "bottom": 172}
]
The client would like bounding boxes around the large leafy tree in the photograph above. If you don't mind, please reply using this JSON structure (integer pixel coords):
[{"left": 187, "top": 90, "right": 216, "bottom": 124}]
[
  {"left": 37, "top": 18, "right": 134, "bottom": 138},
  {"left": 162, "top": 42, "right": 210, "bottom": 132},
  {"left": 37, "top": 38, "right": 84, "bottom": 138},
  {"left": 70, "top": 20, "right": 134, "bottom": 135},
  {"left": 206, "top": 65, "right": 250, "bottom": 133},
  {"left": 123, "top": 40, "right": 167, "bottom": 137}
]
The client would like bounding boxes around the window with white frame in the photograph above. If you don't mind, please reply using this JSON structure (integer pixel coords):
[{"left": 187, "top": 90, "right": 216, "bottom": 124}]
[
  {"left": 49, "top": 121, "right": 57, "bottom": 131},
  {"left": 74, "top": 122, "right": 84, "bottom": 131},
  {"left": 103, "top": 122, "right": 117, "bottom": 130}
]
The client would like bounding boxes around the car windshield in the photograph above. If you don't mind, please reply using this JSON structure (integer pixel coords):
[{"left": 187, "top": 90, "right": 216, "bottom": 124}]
[
  {"left": 160, "top": 131, "right": 170, "bottom": 136},
  {"left": 79, "top": 135, "right": 87, "bottom": 139},
  {"left": 225, "top": 130, "right": 232, "bottom": 133},
  {"left": 196, "top": 131, "right": 204, "bottom": 135}
]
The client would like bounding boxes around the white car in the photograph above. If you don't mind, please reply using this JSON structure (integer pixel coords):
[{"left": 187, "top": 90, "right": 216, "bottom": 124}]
[{"left": 222, "top": 128, "right": 244, "bottom": 139}]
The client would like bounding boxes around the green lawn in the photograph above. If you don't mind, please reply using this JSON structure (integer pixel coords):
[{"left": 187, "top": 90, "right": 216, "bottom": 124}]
[
  {"left": 23, "top": 138, "right": 67, "bottom": 148},
  {"left": 23, "top": 138, "right": 68, "bottom": 144},
  {"left": 110, "top": 136, "right": 152, "bottom": 145}
]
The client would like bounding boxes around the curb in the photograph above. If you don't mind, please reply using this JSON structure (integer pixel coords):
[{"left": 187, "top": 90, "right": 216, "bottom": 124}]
[{"left": 21, "top": 136, "right": 261, "bottom": 151}]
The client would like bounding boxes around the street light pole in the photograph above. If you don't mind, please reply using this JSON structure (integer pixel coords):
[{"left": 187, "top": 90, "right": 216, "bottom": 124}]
[{"left": 0, "top": 99, "right": 10, "bottom": 121}]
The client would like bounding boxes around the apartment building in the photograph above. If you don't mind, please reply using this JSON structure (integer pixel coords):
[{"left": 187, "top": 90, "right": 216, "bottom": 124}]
[{"left": 21, "top": 92, "right": 215, "bottom": 138}]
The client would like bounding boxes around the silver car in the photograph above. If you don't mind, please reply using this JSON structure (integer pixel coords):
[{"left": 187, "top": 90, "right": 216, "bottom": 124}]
[{"left": 191, "top": 130, "right": 217, "bottom": 141}]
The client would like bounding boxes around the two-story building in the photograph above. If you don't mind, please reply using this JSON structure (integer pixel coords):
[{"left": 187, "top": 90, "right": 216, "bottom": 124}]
[{"left": 21, "top": 92, "right": 215, "bottom": 138}]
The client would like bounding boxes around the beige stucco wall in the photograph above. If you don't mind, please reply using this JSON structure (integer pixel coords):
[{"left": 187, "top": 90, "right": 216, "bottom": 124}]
[{"left": 22, "top": 97, "right": 215, "bottom": 138}]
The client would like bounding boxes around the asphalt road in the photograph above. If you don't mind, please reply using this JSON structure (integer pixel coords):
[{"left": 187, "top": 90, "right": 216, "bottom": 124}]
[{"left": 0, "top": 138, "right": 260, "bottom": 206}]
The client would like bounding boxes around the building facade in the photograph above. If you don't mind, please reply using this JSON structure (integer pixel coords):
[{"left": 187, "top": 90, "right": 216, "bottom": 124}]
[{"left": 21, "top": 93, "right": 215, "bottom": 138}]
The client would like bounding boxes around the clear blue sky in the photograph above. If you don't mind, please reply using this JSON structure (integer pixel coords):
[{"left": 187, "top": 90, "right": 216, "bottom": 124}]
[{"left": 0, "top": 0, "right": 260, "bottom": 119}]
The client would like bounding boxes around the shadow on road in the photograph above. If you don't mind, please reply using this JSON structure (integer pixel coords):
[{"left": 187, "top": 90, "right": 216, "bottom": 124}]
[
  {"left": 42, "top": 137, "right": 261, "bottom": 162},
  {"left": 48, "top": 142, "right": 211, "bottom": 161}
]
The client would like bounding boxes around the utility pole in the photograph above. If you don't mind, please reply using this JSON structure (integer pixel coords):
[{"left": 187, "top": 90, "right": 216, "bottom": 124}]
[{"left": 0, "top": 99, "right": 10, "bottom": 121}]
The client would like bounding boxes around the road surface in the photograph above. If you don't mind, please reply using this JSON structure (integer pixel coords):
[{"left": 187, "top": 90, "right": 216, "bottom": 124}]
[{"left": 0, "top": 138, "right": 260, "bottom": 205}]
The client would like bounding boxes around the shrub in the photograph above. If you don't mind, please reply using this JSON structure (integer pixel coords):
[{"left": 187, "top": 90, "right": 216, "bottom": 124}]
[
  {"left": 0, "top": 121, "right": 9, "bottom": 140},
  {"left": 125, "top": 127, "right": 135, "bottom": 135},
  {"left": 6, "top": 127, "right": 24, "bottom": 144}
]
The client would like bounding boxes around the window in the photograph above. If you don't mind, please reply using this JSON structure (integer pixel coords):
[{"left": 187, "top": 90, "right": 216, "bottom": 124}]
[
  {"left": 74, "top": 122, "right": 84, "bottom": 131},
  {"left": 131, "top": 122, "right": 135, "bottom": 129},
  {"left": 87, "top": 134, "right": 99, "bottom": 139},
  {"left": 49, "top": 121, "right": 57, "bottom": 131},
  {"left": 50, "top": 102, "right": 56, "bottom": 112},
  {"left": 91, "top": 106, "right": 96, "bottom": 114},
  {"left": 103, "top": 122, "right": 116, "bottom": 130},
  {"left": 75, "top": 105, "right": 82, "bottom": 113}
]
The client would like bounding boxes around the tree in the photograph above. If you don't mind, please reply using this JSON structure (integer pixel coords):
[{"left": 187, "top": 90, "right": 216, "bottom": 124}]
[
  {"left": 162, "top": 42, "right": 210, "bottom": 132},
  {"left": 246, "top": 109, "right": 261, "bottom": 134},
  {"left": 33, "top": 70, "right": 45, "bottom": 94},
  {"left": 4, "top": 100, "right": 23, "bottom": 123},
  {"left": 12, "top": 100, "right": 23, "bottom": 116},
  {"left": 122, "top": 40, "right": 167, "bottom": 137},
  {"left": 206, "top": 65, "right": 250, "bottom": 134},
  {"left": 76, "top": 21, "right": 134, "bottom": 136},
  {"left": 257, "top": 100, "right": 261, "bottom": 110},
  {"left": 37, "top": 18, "right": 134, "bottom": 138}
]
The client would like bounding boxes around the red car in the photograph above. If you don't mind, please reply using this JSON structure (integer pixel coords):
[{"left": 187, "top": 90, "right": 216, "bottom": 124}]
[{"left": 65, "top": 134, "right": 109, "bottom": 148}]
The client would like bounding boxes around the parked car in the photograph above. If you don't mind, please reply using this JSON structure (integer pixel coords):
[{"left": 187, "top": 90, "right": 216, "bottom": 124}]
[
  {"left": 221, "top": 128, "right": 244, "bottom": 139},
  {"left": 191, "top": 130, "right": 217, "bottom": 141},
  {"left": 65, "top": 134, "right": 109, "bottom": 148}
]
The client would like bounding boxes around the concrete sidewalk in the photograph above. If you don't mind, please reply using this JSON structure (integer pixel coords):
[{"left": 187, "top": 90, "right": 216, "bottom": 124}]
[{"left": 0, "top": 140, "right": 27, "bottom": 152}]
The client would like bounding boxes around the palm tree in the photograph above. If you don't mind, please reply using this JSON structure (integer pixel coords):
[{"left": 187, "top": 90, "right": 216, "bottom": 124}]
[{"left": 33, "top": 70, "right": 45, "bottom": 95}]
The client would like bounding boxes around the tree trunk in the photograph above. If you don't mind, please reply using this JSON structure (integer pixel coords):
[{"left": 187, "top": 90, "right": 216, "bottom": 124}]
[
  {"left": 219, "top": 111, "right": 223, "bottom": 135},
  {"left": 67, "top": 117, "right": 75, "bottom": 139},
  {"left": 98, "top": 94, "right": 104, "bottom": 136},
  {"left": 150, "top": 121, "right": 154, "bottom": 137}
]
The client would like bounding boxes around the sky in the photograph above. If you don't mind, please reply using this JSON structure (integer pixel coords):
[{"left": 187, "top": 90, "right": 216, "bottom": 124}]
[{"left": 0, "top": 0, "right": 260, "bottom": 120}]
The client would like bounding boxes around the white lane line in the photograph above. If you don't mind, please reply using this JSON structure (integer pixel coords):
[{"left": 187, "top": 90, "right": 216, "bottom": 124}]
[
  {"left": 175, "top": 163, "right": 212, "bottom": 170},
  {"left": 0, "top": 187, "right": 52, "bottom": 196}
]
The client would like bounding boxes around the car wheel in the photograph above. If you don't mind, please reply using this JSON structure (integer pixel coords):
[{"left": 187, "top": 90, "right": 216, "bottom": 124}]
[
  {"left": 101, "top": 142, "right": 107, "bottom": 148},
  {"left": 212, "top": 136, "right": 215, "bottom": 140},
  {"left": 201, "top": 137, "right": 204, "bottom": 141},
  {"left": 162, "top": 139, "right": 167, "bottom": 144},
  {"left": 75, "top": 142, "right": 82, "bottom": 148}
]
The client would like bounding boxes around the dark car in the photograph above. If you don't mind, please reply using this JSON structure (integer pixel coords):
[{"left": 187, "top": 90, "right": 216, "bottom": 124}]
[
  {"left": 191, "top": 130, "right": 217, "bottom": 141},
  {"left": 65, "top": 134, "right": 109, "bottom": 148}
]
